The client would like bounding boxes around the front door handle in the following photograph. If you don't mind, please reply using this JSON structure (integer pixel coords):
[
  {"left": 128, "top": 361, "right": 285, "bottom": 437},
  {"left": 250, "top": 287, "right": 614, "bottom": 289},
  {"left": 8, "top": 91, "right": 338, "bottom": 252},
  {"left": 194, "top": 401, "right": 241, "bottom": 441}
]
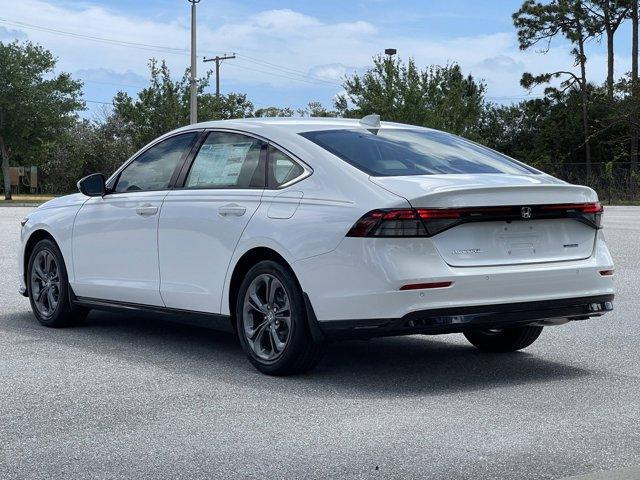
[
  {"left": 136, "top": 203, "right": 158, "bottom": 217},
  {"left": 218, "top": 203, "right": 247, "bottom": 217}
]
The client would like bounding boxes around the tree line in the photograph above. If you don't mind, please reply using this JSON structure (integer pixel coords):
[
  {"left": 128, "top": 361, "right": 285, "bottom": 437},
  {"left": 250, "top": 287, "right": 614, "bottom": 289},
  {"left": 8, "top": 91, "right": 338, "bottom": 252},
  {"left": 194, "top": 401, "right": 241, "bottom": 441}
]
[{"left": 1, "top": 0, "right": 640, "bottom": 201}]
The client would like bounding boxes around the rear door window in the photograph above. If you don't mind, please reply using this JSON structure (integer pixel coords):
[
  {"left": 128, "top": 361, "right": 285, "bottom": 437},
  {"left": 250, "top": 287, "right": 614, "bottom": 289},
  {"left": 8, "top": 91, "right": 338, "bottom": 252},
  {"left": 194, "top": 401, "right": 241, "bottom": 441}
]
[{"left": 185, "top": 132, "right": 266, "bottom": 189}]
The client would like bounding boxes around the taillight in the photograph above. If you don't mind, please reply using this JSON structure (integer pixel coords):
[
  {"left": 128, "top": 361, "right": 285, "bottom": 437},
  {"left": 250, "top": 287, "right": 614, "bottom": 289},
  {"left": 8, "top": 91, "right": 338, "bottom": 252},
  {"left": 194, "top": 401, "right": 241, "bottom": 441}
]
[
  {"left": 541, "top": 202, "right": 603, "bottom": 213},
  {"left": 346, "top": 202, "right": 604, "bottom": 238},
  {"left": 540, "top": 202, "right": 603, "bottom": 228},
  {"left": 346, "top": 209, "right": 427, "bottom": 237},
  {"left": 346, "top": 208, "right": 462, "bottom": 237}
]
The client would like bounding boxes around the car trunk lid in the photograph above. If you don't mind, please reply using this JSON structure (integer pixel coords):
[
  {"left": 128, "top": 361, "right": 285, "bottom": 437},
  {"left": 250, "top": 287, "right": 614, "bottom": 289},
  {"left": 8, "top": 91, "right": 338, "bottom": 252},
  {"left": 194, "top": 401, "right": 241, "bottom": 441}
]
[{"left": 370, "top": 174, "right": 600, "bottom": 267}]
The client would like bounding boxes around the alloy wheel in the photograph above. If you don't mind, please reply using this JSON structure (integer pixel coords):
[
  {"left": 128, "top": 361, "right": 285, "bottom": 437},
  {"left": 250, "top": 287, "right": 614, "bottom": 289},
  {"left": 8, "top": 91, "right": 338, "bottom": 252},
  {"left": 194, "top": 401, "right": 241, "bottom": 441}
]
[
  {"left": 30, "top": 249, "right": 61, "bottom": 319},
  {"left": 242, "top": 273, "right": 292, "bottom": 361}
]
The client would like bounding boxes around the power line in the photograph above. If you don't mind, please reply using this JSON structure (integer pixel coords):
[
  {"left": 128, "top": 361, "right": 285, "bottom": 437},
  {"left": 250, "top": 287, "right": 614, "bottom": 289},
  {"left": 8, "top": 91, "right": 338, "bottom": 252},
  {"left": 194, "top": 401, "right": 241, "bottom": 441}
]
[
  {"left": 227, "top": 61, "right": 342, "bottom": 88},
  {"left": 0, "top": 17, "right": 344, "bottom": 89},
  {"left": 234, "top": 53, "right": 344, "bottom": 86},
  {"left": 0, "top": 17, "right": 200, "bottom": 56}
]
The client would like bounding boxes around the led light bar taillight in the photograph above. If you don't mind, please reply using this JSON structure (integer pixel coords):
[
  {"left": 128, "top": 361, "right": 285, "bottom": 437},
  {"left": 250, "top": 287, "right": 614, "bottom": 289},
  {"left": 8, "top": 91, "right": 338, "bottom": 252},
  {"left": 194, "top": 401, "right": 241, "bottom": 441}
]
[
  {"left": 346, "top": 202, "right": 604, "bottom": 238},
  {"left": 345, "top": 207, "right": 511, "bottom": 237},
  {"left": 346, "top": 208, "right": 461, "bottom": 237},
  {"left": 540, "top": 202, "right": 604, "bottom": 214}
]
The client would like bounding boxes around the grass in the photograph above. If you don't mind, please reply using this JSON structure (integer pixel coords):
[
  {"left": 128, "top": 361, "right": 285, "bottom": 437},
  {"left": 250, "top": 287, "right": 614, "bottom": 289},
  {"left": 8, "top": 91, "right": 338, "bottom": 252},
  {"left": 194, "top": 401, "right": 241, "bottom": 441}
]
[
  {"left": 0, "top": 194, "right": 56, "bottom": 203},
  {"left": 602, "top": 199, "right": 640, "bottom": 206}
]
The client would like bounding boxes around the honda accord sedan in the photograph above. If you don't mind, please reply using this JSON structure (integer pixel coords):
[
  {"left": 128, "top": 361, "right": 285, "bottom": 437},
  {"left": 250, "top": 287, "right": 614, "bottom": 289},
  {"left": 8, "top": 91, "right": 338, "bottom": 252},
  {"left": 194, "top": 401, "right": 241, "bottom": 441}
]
[{"left": 18, "top": 116, "right": 615, "bottom": 375}]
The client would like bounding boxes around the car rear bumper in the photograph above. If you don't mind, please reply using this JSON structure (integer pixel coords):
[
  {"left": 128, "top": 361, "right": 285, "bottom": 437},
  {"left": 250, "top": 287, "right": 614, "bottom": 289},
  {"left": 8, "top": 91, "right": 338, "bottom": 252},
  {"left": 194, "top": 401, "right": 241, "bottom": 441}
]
[
  {"left": 294, "top": 230, "right": 615, "bottom": 322},
  {"left": 310, "top": 294, "right": 614, "bottom": 340}
]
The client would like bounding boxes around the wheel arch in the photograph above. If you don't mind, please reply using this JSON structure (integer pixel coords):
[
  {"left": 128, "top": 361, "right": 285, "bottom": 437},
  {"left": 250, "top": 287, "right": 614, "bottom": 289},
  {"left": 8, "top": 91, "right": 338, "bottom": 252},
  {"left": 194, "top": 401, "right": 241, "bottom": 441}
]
[
  {"left": 23, "top": 229, "right": 59, "bottom": 288},
  {"left": 227, "top": 247, "right": 300, "bottom": 328}
]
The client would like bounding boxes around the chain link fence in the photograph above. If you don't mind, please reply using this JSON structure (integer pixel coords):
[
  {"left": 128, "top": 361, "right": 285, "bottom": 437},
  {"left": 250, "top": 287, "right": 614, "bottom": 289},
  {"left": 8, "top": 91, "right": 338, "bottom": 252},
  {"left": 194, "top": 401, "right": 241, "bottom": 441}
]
[
  {"left": 2, "top": 162, "right": 639, "bottom": 203},
  {"left": 537, "top": 162, "right": 640, "bottom": 204}
]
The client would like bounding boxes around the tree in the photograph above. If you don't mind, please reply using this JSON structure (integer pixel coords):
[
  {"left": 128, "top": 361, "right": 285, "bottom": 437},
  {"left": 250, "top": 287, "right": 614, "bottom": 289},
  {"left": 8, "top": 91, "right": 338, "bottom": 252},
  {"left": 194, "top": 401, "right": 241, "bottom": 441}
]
[
  {"left": 586, "top": 1, "right": 631, "bottom": 99},
  {"left": 337, "top": 56, "right": 486, "bottom": 136},
  {"left": 298, "top": 101, "right": 339, "bottom": 117},
  {"left": 0, "top": 41, "right": 83, "bottom": 199},
  {"left": 199, "top": 92, "right": 254, "bottom": 122},
  {"left": 514, "top": 0, "right": 599, "bottom": 172},
  {"left": 113, "top": 59, "right": 254, "bottom": 149},
  {"left": 254, "top": 106, "right": 295, "bottom": 117},
  {"left": 40, "top": 113, "right": 137, "bottom": 194}
]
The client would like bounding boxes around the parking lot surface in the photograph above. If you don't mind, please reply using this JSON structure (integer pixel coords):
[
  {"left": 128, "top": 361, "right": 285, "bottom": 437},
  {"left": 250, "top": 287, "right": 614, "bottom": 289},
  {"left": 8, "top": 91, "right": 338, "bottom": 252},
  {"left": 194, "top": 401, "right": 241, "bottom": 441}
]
[{"left": 1, "top": 206, "right": 639, "bottom": 479}]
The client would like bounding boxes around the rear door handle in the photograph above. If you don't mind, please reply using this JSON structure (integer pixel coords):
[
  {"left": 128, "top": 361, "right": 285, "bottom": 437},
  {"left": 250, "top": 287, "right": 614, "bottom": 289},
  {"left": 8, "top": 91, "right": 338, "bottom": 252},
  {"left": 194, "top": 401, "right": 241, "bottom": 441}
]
[
  {"left": 136, "top": 203, "right": 158, "bottom": 216},
  {"left": 218, "top": 203, "right": 247, "bottom": 217}
]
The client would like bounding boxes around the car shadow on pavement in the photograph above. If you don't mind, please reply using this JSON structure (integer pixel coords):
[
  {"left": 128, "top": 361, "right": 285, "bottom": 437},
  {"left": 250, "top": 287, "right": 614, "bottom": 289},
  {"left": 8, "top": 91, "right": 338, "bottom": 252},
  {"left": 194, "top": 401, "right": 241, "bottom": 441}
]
[{"left": 1, "top": 309, "right": 591, "bottom": 398}]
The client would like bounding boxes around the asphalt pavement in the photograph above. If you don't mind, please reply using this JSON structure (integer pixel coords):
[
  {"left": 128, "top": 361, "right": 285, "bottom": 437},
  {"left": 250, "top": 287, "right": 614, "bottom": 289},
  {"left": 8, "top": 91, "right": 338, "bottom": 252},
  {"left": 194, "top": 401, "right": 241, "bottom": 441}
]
[{"left": 1, "top": 206, "right": 639, "bottom": 479}]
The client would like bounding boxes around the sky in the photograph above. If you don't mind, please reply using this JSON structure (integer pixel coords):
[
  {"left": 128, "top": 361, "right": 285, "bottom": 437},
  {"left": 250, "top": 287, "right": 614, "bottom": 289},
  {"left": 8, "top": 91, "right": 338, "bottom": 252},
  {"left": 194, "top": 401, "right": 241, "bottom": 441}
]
[{"left": 0, "top": 0, "right": 634, "bottom": 119}]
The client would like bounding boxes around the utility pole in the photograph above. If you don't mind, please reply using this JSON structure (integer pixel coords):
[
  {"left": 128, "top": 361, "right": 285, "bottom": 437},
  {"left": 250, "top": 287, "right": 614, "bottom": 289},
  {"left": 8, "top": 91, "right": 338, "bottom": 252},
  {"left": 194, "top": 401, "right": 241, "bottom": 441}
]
[
  {"left": 204, "top": 54, "right": 236, "bottom": 97},
  {"left": 188, "top": 0, "right": 200, "bottom": 124},
  {"left": 632, "top": 0, "right": 639, "bottom": 172}
]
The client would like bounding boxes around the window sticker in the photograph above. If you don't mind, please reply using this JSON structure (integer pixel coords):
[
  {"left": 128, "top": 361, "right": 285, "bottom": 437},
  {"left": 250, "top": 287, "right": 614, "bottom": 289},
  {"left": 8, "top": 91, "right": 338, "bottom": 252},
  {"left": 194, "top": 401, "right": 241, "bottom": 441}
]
[{"left": 188, "top": 142, "right": 253, "bottom": 187}]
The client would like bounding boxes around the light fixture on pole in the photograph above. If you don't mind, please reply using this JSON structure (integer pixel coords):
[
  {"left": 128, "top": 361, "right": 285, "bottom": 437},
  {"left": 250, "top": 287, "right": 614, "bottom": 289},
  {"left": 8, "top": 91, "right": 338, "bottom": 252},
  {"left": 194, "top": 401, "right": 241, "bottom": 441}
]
[
  {"left": 188, "top": 0, "right": 201, "bottom": 125},
  {"left": 384, "top": 48, "right": 397, "bottom": 57}
]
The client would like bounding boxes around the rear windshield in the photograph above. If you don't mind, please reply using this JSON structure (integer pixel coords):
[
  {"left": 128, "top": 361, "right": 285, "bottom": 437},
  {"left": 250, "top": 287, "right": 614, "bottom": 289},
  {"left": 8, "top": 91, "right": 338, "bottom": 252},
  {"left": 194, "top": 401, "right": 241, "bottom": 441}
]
[{"left": 299, "top": 128, "right": 537, "bottom": 176}]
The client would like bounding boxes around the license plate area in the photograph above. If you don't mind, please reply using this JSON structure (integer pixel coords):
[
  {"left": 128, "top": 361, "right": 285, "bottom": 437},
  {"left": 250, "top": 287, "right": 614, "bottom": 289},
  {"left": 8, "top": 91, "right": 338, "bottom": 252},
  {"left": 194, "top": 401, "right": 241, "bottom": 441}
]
[{"left": 432, "top": 219, "right": 596, "bottom": 267}]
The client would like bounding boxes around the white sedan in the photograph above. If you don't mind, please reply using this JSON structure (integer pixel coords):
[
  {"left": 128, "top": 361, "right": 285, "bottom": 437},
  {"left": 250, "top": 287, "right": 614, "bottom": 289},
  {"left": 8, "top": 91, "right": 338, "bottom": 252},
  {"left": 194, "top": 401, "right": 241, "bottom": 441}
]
[{"left": 18, "top": 116, "right": 615, "bottom": 375}]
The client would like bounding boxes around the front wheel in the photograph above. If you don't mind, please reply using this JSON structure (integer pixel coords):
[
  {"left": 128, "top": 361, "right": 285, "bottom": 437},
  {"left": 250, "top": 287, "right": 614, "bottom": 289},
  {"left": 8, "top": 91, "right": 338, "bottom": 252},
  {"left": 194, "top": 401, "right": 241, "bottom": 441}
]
[
  {"left": 463, "top": 325, "right": 543, "bottom": 352},
  {"left": 27, "top": 238, "right": 88, "bottom": 327},
  {"left": 236, "top": 260, "right": 324, "bottom": 376}
]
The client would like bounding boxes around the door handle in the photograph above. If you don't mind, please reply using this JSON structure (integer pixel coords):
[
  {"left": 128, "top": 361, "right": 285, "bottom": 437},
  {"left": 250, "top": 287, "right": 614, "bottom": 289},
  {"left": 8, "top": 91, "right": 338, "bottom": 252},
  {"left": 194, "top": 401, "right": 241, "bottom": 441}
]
[
  {"left": 218, "top": 203, "right": 247, "bottom": 217},
  {"left": 136, "top": 203, "right": 158, "bottom": 216}
]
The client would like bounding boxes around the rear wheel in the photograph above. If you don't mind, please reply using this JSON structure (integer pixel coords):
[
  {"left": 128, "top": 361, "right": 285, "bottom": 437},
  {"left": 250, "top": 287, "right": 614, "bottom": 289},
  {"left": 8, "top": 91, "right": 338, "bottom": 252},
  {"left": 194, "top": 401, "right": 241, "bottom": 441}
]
[
  {"left": 27, "top": 239, "right": 88, "bottom": 327},
  {"left": 463, "top": 325, "right": 543, "bottom": 352},
  {"left": 236, "top": 260, "right": 324, "bottom": 376}
]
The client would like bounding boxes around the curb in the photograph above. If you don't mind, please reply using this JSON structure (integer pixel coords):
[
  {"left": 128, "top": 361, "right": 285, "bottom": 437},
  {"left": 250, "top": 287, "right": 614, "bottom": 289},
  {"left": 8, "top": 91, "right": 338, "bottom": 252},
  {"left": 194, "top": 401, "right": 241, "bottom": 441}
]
[{"left": 0, "top": 202, "right": 43, "bottom": 207}]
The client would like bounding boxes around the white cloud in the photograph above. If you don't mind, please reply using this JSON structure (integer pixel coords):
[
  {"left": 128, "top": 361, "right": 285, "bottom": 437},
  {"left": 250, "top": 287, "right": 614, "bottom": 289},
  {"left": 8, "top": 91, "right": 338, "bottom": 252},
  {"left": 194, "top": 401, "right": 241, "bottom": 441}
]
[
  {"left": 0, "top": 25, "right": 27, "bottom": 40},
  {"left": 75, "top": 68, "right": 148, "bottom": 86},
  {"left": 252, "top": 9, "right": 321, "bottom": 30},
  {"left": 0, "top": 0, "right": 626, "bottom": 106},
  {"left": 307, "top": 63, "right": 365, "bottom": 83}
]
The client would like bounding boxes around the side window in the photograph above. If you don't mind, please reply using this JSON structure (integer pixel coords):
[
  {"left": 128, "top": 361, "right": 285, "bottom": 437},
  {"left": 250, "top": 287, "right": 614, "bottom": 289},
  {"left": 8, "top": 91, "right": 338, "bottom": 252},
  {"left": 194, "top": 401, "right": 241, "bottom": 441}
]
[
  {"left": 267, "top": 146, "right": 305, "bottom": 188},
  {"left": 185, "top": 132, "right": 266, "bottom": 189},
  {"left": 114, "top": 132, "right": 197, "bottom": 193}
]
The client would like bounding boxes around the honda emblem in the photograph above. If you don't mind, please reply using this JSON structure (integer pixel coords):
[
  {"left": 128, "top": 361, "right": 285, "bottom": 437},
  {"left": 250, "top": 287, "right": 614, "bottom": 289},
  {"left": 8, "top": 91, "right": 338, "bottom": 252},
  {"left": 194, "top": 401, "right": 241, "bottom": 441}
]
[{"left": 521, "top": 206, "right": 532, "bottom": 219}]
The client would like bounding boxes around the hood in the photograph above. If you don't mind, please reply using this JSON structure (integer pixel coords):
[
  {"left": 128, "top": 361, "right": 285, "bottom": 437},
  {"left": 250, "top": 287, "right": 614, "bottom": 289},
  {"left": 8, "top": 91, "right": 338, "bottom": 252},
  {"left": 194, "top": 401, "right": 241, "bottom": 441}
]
[{"left": 38, "top": 193, "right": 88, "bottom": 210}]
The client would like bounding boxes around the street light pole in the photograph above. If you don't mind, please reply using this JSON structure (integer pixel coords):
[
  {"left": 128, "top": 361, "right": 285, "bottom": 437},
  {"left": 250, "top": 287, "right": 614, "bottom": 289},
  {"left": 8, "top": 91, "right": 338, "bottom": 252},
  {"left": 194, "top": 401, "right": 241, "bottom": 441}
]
[{"left": 189, "top": 0, "right": 200, "bottom": 124}]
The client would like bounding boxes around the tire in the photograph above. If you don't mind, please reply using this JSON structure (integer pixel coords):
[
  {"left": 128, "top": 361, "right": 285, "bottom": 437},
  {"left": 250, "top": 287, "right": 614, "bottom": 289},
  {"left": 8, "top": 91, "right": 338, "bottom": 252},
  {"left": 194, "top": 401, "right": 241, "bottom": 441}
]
[
  {"left": 235, "top": 260, "right": 324, "bottom": 376},
  {"left": 463, "top": 325, "right": 543, "bottom": 353},
  {"left": 27, "top": 238, "right": 88, "bottom": 327}
]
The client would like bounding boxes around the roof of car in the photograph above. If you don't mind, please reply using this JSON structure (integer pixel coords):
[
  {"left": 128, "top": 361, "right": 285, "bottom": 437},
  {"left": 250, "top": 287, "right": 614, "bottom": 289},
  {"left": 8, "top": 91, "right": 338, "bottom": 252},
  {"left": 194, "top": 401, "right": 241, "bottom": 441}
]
[{"left": 172, "top": 117, "right": 424, "bottom": 136}]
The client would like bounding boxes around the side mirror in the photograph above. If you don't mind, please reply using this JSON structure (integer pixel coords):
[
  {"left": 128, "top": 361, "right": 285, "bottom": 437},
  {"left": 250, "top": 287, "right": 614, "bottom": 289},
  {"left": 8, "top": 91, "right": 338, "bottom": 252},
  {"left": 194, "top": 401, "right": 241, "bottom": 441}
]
[{"left": 77, "top": 173, "right": 106, "bottom": 197}]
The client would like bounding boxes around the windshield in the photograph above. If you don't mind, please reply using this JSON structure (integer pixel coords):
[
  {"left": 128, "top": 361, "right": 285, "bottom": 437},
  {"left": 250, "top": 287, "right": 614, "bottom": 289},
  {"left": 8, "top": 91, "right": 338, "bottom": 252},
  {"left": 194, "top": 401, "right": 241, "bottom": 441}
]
[{"left": 300, "top": 128, "right": 537, "bottom": 176}]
